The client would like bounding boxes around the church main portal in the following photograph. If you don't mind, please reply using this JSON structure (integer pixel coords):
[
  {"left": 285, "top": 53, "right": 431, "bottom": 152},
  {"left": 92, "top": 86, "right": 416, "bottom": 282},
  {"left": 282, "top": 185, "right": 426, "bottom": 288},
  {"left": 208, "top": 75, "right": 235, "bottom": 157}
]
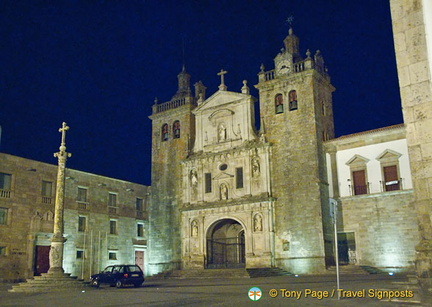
[{"left": 206, "top": 219, "right": 245, "bottom": 269}]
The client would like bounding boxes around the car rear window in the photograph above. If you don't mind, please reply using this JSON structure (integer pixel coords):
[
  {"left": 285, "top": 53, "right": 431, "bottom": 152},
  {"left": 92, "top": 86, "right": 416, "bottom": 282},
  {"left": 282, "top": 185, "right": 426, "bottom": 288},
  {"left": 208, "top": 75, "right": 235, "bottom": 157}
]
[{"left": 127, "top": 265, "right": 142, "bottom": 273}]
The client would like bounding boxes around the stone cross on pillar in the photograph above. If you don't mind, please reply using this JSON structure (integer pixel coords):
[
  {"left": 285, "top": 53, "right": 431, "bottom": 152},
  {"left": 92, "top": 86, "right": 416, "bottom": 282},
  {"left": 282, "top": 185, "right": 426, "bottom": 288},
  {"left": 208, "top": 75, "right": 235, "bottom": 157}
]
[
  {"left": 217, "top": 69, "right": 228, "bottom": 91},
  {"left": 48, "top": 122, "right": 72, "bottom": 275}
]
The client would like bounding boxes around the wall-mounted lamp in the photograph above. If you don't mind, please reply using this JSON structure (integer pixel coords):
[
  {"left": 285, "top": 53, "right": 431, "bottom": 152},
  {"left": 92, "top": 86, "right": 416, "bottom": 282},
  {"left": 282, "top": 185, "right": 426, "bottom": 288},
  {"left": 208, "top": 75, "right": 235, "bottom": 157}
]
[
  {"left": 66, "top": 176, "right": 74, "bottom": 180},
  {"left": 98, "top": 183, "right": 107, "bottom": 187},
  {"left": 126, "top": 188, "right": 134, "bottom": 192}
]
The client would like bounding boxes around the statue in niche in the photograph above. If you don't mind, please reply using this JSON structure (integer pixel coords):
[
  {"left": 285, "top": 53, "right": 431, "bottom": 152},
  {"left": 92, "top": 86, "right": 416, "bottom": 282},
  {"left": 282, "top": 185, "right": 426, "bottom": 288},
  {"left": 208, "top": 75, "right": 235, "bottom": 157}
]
[
  {"left": 191, "top": 220, "right": 198, "bottom": 237},
  {"left": 218, "top": 124, "right": 227, "bottom": 142},
  {"left": 190, "top": 169, "right": 198, "bottom": 187},
  {"left": 252, "top": 158, "right": 260, "bottom": 177},
  {"left": 220, "top": 184, "right": 228, "bottom": 200},
  {"left": 254, "top": 214, "right": 262, "bottom": 232}
]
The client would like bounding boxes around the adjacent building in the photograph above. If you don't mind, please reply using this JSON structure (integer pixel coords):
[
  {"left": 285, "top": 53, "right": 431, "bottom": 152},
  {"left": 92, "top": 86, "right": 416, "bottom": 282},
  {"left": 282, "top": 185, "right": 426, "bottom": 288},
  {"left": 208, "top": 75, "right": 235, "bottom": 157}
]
[{"left": 0, "top": 153, "right": 149, "bottom": 281}]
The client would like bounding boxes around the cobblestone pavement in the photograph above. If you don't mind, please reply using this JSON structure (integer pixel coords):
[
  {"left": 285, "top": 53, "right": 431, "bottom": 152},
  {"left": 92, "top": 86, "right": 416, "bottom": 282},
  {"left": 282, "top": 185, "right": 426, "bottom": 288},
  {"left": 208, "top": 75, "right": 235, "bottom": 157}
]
[{"left": 0, "top": 274, "right": 423, "bottom": 307}]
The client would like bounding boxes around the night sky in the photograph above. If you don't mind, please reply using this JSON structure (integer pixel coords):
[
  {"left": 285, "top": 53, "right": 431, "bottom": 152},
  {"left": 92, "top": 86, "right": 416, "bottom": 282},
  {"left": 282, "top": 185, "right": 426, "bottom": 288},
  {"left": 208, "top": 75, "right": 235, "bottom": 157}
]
[{"left": 0, "top": 1, "right": 402, "bottom": 186}]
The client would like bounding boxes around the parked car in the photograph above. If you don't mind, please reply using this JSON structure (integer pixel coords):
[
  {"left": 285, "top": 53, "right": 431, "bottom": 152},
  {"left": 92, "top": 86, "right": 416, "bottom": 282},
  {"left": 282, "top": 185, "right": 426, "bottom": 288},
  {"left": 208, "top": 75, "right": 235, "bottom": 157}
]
[{"left": 90, "top": 264, "right": 144, "bottom": 288}]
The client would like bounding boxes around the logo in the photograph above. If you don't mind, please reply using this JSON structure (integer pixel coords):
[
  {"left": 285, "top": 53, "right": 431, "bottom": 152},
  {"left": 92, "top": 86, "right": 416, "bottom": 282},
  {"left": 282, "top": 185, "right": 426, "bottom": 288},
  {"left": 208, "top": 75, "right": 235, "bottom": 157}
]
[{"left": 248, "top": 287, "right": 262, "bottom": 301}]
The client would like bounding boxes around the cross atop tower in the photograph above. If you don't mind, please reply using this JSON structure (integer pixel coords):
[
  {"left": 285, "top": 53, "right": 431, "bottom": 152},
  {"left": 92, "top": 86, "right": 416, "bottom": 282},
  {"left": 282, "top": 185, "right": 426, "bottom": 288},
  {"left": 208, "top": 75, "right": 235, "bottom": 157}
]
[
  {"left": 217, "top": 69, "right": 228, "bottom": 91},
  {"left": 54, "top": 122, "right": 72, "bottom": 159}
]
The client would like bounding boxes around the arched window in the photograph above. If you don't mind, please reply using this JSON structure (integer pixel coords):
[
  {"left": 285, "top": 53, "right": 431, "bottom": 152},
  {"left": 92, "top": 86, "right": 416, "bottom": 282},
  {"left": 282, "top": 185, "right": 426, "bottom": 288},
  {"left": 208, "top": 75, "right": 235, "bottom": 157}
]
[
  {"left": 161, "top": 123, "right": 169, "bottom": 141},
  {"left": 173, "top": 120, "right": 180, "bottom": 139},
  {"left": 289, "top": 90, "right": 298, "bottom": 111},
  {"left": 275, "top": 94, "right": 284, "bottom": 114}
]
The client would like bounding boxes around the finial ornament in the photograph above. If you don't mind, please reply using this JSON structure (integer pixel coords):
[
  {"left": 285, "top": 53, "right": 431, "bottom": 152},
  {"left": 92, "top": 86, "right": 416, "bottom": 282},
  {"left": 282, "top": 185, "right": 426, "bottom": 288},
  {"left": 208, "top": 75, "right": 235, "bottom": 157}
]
[
  {"left": 217, "top": 69, "right": 228, "bottom": 91},
  {"left": 54, "top": 122, "right": 72, "bottom": 159}
]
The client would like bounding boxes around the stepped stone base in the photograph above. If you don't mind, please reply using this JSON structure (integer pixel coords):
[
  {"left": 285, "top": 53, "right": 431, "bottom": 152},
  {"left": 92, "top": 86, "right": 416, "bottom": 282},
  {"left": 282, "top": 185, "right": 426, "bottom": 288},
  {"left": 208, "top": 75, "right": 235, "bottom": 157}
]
[
  {"left": 150, "top": 267, "right": 292, "bottom": 279},
  {"left": 9, "top": 272, "right": 85, "bottom": 293}
]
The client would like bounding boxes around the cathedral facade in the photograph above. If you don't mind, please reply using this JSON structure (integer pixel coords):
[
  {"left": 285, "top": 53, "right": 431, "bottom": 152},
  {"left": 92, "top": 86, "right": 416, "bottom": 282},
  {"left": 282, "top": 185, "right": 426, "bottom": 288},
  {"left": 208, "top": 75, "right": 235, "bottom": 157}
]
[{"left": 148, "top": 28, "right": 418, "bottom": 275}]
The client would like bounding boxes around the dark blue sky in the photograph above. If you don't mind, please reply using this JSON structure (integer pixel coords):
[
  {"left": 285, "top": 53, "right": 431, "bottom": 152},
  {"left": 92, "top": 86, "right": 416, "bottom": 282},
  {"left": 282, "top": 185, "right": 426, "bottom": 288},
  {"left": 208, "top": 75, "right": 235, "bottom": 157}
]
[{"left": 0, "top": 1, "right": 402, "bottom": 186}]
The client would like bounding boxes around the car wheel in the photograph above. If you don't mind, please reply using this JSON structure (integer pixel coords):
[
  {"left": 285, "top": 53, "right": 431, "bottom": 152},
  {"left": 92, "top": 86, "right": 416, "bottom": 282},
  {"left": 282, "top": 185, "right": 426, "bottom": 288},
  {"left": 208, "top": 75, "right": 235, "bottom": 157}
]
[
  {"left": 91, "top": 279, "right": 100, "bottom": 288},
  {"left": 115, "top": 280, "right": 123, "bottom": 288}
]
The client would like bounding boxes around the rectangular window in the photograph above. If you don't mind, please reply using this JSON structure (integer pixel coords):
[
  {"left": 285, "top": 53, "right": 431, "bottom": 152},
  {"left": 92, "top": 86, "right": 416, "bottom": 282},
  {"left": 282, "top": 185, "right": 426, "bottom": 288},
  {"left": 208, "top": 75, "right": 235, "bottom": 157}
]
[
  {"left": 0, "top": 246, "right": 6, "bottom": 255},
  {"left": 109, "top": 220, "right": 117, "bottom": 235},
  {"left": 108, "top": 193, "right": 117, "bottom": 207},
  {"left": 78, "top": 216, "right": 86, "bottom": 232},
  {"left": 352, "top": 170, "right": 367, "bottom": 195},
  {"left": 76, "top": 250, "right": 84, "bottom": 259},
  {"left": 0, "top": 173, "right": 12, "bottom": 190},
  {"left": 41, "top": 181, "right": 53, "bottom": 196},
  {"left": 236, "top": 167, "right": 244, "bottom": 189},
  {"left": 108, "top": 251, "right": 117, "bottom": 260},
  {"left": 0, "top": 208, "right": 7, "bottom": 225},
  {"left": 0, "top": 173, "right": 12, "bottom": 198},
  {"left": 137, "top": 223, "right": 144, "bottom": 237},
  {"left": 205, "top": 173, "right": 212, "bottom": 193},
  {"left": 384, "top": 165, "right": 400, "bottom": 191},
  {"left": 77, "top": 187, "right": 87, "bottom": 202},
  {"left": 136, "top": 198, "right": 143, "bottom": 211}
]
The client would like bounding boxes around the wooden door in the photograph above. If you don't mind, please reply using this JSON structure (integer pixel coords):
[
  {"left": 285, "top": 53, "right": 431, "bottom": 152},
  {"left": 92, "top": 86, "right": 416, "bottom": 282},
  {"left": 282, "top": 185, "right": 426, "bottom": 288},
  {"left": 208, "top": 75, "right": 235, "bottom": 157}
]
[{"left": 34, "top": 245, "right": 50, "bottom": 276}]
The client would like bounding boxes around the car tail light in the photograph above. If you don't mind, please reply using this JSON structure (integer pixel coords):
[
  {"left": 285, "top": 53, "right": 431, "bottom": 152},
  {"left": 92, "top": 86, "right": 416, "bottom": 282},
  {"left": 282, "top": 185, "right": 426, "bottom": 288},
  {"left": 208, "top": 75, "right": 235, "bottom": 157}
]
[{"left": 124, "top": 273, "right": 129, "bottom": 278}]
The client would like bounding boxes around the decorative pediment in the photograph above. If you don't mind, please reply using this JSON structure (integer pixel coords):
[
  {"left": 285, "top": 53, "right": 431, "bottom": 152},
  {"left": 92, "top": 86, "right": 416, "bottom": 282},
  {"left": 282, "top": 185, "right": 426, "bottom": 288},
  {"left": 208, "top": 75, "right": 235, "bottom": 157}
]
[
  {"left": 213, "top": 172, "right": 234, "bottom": 180},
  {"left": 346, "top": 154, "right": 369, "bottom": 166},
  {"left": 376, "top": 149, "right": 402, "bottom": 162},
  {"left": 193, "top": 90, "right": 246, "bottom": 113}
]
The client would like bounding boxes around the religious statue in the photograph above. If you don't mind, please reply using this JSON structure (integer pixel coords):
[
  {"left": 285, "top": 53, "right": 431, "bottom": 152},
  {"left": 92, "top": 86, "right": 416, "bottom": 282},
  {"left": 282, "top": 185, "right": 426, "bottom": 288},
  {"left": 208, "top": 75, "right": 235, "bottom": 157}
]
[
  {"left": 220, "top": 184, "right": 228, "bottom": 200},
  {"left": 252, "top": 158, "right": 260, "bottom": 177},
  {"left": 254, "top": 214, "right": 262, "bottom": 232},
  {"left": 190, "top": 169, "right": 198, "bottom": 187},
  {"left": 191, "top": 220, "right": 198, "bottom": 237},
  {"left": 218, "top": 124, "right": 227, "bottom": 142}
]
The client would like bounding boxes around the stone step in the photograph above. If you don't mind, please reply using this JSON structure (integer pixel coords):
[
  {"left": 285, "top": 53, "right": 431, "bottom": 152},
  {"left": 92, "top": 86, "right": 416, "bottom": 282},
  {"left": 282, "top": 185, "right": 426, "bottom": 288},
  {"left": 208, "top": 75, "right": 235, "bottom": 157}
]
[
  {"left": 327, "top": 265, "right": 377, "bottom": 275},
  {"left": 9, "top": 274, "right": 86, "bottom": 293},
  {"left": 153, "top": 268, "right": 250, "bottom": 279},
  {"left": 246, "top": 268, "right": 292, "bottom": 278}
]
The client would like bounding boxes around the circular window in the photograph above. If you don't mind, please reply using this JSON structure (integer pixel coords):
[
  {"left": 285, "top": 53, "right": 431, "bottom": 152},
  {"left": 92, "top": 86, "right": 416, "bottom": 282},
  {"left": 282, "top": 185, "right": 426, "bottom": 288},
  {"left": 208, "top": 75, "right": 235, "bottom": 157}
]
[{"left": 219, "top": 164, "right": 228, "bottom": 171}]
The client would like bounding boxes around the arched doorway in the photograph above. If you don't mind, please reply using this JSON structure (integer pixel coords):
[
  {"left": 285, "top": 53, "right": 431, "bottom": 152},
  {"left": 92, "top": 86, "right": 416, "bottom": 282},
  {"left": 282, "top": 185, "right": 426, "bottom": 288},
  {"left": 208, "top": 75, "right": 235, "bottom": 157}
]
[{"left": 206, "top": 219, "right": 245, "bottom": 269}]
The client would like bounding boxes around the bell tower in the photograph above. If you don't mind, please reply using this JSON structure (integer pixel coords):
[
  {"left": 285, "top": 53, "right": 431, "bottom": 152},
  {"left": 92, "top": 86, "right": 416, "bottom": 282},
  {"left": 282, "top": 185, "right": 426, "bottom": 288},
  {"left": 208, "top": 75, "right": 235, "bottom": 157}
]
[
  {"left": 255, "top": 27, "right": 335, "bottom": 273},
  {"left": 148, "top": 66, "right": 197, "bottom": 275}
]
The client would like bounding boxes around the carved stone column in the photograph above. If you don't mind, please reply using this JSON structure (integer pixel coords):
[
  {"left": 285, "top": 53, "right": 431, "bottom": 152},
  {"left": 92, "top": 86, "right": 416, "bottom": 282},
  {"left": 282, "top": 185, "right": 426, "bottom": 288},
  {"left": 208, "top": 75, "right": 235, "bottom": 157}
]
[{"left": 48, "top": 122, "right": 71, "bottom": 275}]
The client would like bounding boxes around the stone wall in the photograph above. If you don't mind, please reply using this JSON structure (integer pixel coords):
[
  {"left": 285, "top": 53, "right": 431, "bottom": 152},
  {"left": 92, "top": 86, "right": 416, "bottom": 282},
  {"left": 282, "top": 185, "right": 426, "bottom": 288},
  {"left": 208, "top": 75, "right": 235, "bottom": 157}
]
[{"left": 339, "top": 190, "right": 417, "bottom": 270}]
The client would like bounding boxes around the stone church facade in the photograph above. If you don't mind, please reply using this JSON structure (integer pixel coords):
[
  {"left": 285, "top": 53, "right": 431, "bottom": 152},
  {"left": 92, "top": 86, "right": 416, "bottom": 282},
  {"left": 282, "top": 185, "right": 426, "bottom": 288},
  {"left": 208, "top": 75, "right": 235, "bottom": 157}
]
[{"left": 148, "top": 28, "right": 418, "bottom": 275}]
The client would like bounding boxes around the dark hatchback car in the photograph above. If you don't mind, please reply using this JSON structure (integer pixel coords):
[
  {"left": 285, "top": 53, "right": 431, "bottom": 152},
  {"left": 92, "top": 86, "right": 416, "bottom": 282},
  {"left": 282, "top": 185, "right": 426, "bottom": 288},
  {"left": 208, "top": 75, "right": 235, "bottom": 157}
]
[{"left": 90, "top": 264, "right": 144, "bottom": 288}]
